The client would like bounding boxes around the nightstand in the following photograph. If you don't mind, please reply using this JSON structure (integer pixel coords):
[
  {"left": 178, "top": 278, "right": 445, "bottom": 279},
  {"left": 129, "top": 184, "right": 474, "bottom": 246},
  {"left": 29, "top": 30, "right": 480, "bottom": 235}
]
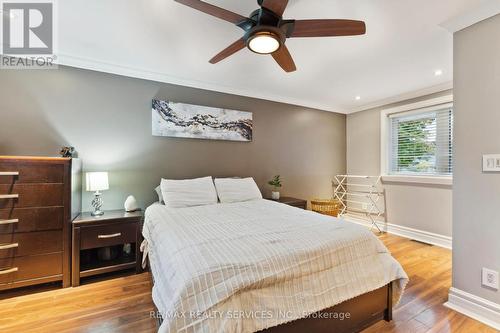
[
  {"left": 71, "top": 210, "right": 143, "bottom": 286},
  {"left": 268, "top": 196, "right": 307, "bottom": 210}
]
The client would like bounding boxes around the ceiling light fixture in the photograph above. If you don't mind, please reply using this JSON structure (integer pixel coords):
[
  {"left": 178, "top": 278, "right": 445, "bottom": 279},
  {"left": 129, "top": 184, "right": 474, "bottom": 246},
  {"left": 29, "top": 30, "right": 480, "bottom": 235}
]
[
  {"left": 175, "top": 0, "right": 366, "bottom": 72},
  {"left": 435, "top": 69, "right": 443, "bottom": 76},
  {"left": 247, "top": 31, "right": 281, "bottom": 55},
  {"left": 355, "top": 96, "right": 361, "bottom": 101}
]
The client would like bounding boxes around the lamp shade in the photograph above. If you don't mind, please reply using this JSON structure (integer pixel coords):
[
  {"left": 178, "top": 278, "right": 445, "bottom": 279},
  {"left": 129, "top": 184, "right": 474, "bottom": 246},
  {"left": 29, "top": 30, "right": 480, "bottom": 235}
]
[{"left": 85, "top": 172, "right": 109, "bottom": 192}]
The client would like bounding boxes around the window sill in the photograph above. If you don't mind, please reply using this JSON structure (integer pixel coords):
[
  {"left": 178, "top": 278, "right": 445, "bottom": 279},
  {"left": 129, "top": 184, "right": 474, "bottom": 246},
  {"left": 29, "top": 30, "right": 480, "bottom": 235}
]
[{"left": 381, "top": 175, "right": 453, "bottom": 186}]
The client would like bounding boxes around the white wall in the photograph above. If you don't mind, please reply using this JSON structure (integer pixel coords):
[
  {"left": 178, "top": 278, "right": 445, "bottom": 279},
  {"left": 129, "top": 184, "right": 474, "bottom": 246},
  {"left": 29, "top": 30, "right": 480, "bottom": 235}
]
[
  {"left": 346, "top": 90, "right": 453, "bottom": 240},
  {"left": 452, "top": 13, "right": 500, "bottom": 307}
]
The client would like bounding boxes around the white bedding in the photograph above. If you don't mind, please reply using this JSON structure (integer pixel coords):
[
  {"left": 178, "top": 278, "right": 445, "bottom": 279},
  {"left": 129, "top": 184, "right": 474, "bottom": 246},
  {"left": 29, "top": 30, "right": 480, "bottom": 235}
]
[{"left": 142, "top": 199, "right": 408, "bottom": 333}]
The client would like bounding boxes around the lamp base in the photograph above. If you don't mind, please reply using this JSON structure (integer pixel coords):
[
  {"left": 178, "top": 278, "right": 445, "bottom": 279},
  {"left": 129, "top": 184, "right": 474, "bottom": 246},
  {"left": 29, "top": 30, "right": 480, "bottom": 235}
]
[
  {"left": 91, "top": 210, "right": 104, "bottom": 217},
  {"left": 91, "top": 191, "right": 104, "bottom": 217}
]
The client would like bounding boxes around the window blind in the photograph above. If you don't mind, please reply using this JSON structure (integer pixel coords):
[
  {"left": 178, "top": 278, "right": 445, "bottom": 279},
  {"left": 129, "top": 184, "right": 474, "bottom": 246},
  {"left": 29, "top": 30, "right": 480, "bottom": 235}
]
[{"left": 389, "top": 106, "right": 453, "bottom": 176}]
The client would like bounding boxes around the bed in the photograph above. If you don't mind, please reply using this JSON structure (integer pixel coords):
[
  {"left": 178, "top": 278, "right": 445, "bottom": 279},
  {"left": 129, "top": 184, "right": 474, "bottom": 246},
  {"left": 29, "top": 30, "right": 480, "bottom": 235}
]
[{"left": 142, "top": 199, "right": 408, "bottom": 333}]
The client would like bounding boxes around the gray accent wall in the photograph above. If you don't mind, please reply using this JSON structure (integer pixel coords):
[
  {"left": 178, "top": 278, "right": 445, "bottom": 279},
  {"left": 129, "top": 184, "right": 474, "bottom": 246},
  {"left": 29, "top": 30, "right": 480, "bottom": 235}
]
[
  {"left": 453, "top": 14, "right": 500, "bottom": 304},
  {"left": 0, "top": 66, "right": 346, "bottom": 211},
  {"left": 347, "top": 90, "right": 453, "bottom": 238}
]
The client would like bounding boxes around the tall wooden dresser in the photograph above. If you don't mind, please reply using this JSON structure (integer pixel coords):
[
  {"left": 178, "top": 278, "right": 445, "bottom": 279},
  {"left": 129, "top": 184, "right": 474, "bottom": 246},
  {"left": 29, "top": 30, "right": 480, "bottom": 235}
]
[{"left": 0, "top": 156, "right": 81, "bottom": 290}]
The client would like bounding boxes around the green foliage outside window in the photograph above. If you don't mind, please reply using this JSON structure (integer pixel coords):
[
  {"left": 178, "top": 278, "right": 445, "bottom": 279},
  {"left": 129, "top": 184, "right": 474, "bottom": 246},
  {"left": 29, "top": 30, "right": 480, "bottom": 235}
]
[{"left": 397, "top": 118, "right": 436, "bottom": 173}]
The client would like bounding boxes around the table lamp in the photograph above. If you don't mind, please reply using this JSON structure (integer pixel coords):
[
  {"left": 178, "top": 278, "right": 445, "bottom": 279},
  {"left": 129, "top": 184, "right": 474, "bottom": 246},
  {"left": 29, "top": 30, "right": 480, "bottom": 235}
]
[{"left": 85, "top": 172, "right": 109, "bottom": 216}]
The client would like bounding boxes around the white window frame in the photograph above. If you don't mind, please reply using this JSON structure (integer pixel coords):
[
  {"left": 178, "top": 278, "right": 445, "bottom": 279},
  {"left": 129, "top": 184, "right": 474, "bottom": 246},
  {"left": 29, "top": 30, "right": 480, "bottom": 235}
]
[{"left": 380, "top": 94, "right": 454, "bottom": 186}]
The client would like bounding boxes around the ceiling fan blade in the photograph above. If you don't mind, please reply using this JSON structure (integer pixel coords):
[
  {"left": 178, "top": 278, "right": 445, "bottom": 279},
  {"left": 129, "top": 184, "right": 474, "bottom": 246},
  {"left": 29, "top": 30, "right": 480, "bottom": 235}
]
[
  {"left": 272, "top": 45, "right": 296, "bottom": 73},
  {"left": 174, "top": 0, "right": 246, "bottom": 24},
  {"left": 260, "top": 0, "right": 289, "bottom": 16},
  {"left": 290, "top": 19, "right": 366, "bottom": 37},
  {"left": 209, "top": 38, "right": 246, "bottom": 64}
]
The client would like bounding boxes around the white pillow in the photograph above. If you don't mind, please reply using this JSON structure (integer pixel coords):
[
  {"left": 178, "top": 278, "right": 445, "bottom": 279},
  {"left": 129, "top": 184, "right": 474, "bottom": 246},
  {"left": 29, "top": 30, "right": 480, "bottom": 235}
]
[
  {"left": 160, "top": 177, "right": 218, "bottom": 208},
  {"left": 214, "top": 178, "right": 262, "bottom": 203},
  {"left": 154, "top": 185, "right": 164, "bottom": 204}
]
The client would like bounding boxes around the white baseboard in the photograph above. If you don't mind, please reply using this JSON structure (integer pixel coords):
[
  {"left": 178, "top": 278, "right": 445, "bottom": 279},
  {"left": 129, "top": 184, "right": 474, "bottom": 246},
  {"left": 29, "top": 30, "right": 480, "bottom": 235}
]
[
  {"left": 342, "top": 216, "right": 452, "bottom": 249},
  {"left": 444, "top": 287, "right": 500, "bottom": 330}
]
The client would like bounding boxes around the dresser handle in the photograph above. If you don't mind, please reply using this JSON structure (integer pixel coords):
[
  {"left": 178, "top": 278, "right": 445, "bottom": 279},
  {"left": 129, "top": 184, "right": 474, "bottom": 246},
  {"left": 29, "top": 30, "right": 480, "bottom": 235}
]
[
  {"left": 98, "top": 233, "right": 122, "bottom": 239},
  {"left": 0, "top": 267, "right": 18, "bottom": 275},
  {"left": 0, "top": 172, "right": 19, "bottom": 176},
  {"left": 0, "top": 194, "right": 19, "bottom": 199},
  {"left": 0, "top": 219, "right": 18, "bottom": 225},
  {"left": 0, "top": 243, "right": 18, "bottom": 250}
]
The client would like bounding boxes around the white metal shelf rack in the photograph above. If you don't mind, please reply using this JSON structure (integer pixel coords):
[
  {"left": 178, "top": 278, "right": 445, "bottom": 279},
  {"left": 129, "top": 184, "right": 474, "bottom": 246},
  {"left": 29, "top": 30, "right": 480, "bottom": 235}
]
[{"left": 333, "top": 175, "right": 386, "bottom": 233}]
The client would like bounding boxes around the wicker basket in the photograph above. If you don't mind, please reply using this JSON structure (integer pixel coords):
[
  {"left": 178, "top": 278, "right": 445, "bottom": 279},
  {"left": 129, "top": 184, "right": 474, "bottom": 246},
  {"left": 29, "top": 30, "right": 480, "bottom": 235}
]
[{"left": 311, "top": 199, "right": 341, "bottom": 217}]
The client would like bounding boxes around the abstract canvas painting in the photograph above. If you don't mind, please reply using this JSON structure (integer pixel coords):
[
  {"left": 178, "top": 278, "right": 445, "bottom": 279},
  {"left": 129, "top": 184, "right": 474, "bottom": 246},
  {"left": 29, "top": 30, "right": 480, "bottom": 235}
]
[{"left": 152, "top": 99, "right": 253, "bottom": 142}]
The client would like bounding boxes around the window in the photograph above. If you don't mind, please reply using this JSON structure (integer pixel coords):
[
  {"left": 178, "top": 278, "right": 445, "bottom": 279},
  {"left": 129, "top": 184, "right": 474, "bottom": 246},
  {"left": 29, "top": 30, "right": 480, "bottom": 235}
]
[{"left": 388, "top": 104, "right": 453, "bottom": 176}]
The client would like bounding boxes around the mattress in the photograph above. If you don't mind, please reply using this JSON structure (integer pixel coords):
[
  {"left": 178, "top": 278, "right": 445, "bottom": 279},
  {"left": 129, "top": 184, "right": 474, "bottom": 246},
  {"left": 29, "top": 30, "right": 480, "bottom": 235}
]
[{"left": 142, "top": 199, "right": 408, "bottom": 333}]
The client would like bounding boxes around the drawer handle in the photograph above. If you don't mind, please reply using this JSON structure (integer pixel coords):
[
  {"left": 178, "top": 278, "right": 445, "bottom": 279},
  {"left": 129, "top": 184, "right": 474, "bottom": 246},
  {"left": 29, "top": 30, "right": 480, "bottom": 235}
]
[
  {"left": 0, "top": 267, "right": 18, "bottom": 275},
  {"left": 0, "top": 172, "right": 19, "bottom": 176},
  {"left": 0, "top": 243, "right": 18, "bottom": 250},
  {"left": 0, "top": 219, "right": 19, "bottom": 225},
  {"left": 0, "top": 194, "right": 19, "bottom": 199},
  {"left": 98, "top": 233, "right": 122, "bottom": 239}
]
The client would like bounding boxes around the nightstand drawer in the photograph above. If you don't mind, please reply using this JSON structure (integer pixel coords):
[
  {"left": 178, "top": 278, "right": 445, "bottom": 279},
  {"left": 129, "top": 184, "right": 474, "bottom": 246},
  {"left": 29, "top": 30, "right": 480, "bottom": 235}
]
[
  {"left": 288, "top": 202, "right": 307, "bottom": 209},
  {"left": 0, "top": 231, "right": 62, "bottom": 259},
  {"left": 80, "top": 223, "right": 136, "bottom": 250},
  {"left": 267, "top": 197, "right": 307, "bottom": 210}
]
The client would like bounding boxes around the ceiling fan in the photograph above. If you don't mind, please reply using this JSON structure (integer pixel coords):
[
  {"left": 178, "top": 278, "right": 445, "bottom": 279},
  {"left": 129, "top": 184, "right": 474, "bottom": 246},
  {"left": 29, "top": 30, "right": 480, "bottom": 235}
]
[{"left": 174, "top": 0, "right": 366, "bottom": 73}]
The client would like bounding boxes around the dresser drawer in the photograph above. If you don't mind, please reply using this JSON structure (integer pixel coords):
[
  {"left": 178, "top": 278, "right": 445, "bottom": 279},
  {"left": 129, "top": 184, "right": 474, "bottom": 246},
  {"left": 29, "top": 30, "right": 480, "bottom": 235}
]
[
  {"left": 0, "top": 231, "right": 62, "bottom": 259},
  {"left": 0, "top": 162, "right": 64, "bottom": 184},
  {"left": 0, "top": 207, "right": 63, "bottom": 234},
  {"left": 80, "top": 223, "right": 137, "bottom": 250},
  {"left": 0, "top": 252, "right": 62, "bottom": 284},
  {"left": 0, "top": 184, "right": 64, "bottom": 209}
]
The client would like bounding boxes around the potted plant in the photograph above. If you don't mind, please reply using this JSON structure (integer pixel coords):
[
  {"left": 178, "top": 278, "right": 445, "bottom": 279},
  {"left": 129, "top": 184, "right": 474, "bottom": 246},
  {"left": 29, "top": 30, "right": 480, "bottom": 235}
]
[{"left": 268, "top": 175, "right": 282, "bottom": 200}]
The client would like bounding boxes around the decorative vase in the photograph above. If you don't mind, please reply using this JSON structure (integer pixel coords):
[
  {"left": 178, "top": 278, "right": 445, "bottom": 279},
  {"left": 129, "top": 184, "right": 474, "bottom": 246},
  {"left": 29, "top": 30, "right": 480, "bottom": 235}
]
[
  {"left": 124, "top": 195, "right": 139, "bottom": 212},
  {"left": 271, "top": 191, "right": 280, "bottom": 200}
]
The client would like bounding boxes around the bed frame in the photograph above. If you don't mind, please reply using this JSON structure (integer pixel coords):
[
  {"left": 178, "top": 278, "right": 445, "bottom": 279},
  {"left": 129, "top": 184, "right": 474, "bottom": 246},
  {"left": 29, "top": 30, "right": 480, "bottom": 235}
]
[
  {"left": 261, "top": 283, "right": 392, "bottom": 333},
  {"left": 148, "top": 262, "right": 393, "bottom": 333}
]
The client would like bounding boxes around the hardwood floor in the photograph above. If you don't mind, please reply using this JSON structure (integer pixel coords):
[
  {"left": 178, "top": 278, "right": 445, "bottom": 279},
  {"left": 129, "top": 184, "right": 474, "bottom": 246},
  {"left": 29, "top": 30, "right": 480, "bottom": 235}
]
[
  {"left": 0, "top": 233, "right": 497, "bottom": 333},
  {"left": 363, "top": 234, "right": 498, "bottom": 333}
]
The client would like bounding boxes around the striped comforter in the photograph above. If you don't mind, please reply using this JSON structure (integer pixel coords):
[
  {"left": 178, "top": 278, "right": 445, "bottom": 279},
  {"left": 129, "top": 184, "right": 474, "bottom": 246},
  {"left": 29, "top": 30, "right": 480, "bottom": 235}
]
[{"left": 142, "top": 199, "right": 408, "bottom": 333}]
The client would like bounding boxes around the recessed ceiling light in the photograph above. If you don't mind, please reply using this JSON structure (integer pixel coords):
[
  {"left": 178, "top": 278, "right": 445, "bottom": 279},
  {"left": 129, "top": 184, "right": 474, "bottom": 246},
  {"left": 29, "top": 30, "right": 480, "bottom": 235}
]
[
  {"left": 355, "top": 96, "right": 361, "bottom": 101},
  {"left": 435, "top": 69, "right": 443, "bottom": 76}
]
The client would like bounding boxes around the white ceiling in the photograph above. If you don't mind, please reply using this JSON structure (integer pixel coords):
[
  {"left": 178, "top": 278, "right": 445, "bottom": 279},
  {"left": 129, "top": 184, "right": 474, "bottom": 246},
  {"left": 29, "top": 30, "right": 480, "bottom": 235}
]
[{"left": 58, "top": 0, "right": 485, "bottom": 113}]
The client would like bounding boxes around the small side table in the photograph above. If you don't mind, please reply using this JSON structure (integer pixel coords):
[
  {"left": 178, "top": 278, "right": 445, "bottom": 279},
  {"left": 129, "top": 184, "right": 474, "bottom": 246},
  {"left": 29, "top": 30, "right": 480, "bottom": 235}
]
[
  {"left": 71, "top": 210, "right": 143, "bottom": 286},
  {"left": 268, "top": 196, "right": 307, "bottom": 210}
]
